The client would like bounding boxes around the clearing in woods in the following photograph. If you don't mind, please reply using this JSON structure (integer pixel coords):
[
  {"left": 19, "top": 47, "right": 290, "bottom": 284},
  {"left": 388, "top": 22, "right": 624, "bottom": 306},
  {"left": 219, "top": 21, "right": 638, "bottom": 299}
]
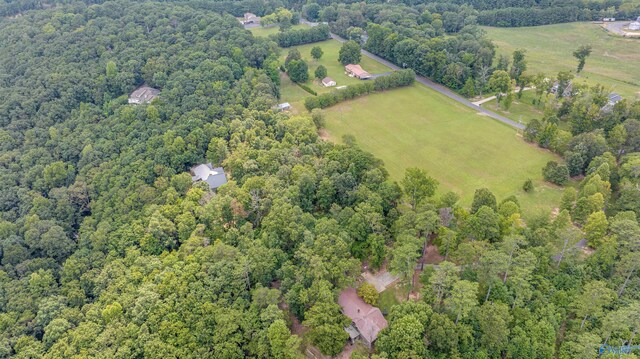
[{"left": 322, "top": 84, "right": 566, "bottom": 217}]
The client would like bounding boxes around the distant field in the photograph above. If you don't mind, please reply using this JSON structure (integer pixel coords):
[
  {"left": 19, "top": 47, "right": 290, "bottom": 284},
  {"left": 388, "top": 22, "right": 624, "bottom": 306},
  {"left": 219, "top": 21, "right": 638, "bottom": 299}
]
[
  {"left": 483, "top": 22, "right": 640, "bottom": 100},
  {"left": 322, "top": 84, "right": 565, "bottom": 217}
]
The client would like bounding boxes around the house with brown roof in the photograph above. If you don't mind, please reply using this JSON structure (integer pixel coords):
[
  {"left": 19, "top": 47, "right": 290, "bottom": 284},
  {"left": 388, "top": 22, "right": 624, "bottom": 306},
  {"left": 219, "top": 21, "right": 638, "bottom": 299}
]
[
  {"left": 338, "top": 288, "right": 388, "bottom": 348},
  {"left": 345, "top": 64, "right": 372, "bottom": 80}
]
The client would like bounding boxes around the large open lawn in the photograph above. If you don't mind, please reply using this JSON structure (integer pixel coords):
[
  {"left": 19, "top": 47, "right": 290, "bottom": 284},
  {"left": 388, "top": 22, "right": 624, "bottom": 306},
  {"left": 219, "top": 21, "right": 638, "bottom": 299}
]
[
  {"left": 323, "top": 84, "right": 565, "bottom": 216},
  {"left": 483, "top": 22, "right": 640, "bottom": 100}
]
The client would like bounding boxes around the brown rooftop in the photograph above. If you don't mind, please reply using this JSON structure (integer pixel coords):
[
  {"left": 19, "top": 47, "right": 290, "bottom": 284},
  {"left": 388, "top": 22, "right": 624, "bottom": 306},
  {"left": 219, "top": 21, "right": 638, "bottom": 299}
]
[
  {"left": 345, "top": 64, "right": 371, "bottom": 79},
  {"left": 338, "top": 288, "right": 388, "bottom": 346}
]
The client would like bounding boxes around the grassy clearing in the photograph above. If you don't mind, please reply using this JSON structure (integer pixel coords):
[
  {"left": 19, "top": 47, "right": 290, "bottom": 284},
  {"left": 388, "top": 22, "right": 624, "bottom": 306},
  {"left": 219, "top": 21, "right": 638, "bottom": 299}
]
[
  {"left": 323, "top": 83, "right": 566, "bottom": 217},
  {"left": 247, "top": 24, "right": 309, "bottom": 37},
  {"left": 482, "top": 90, "right": 545, "bottom": 125},
  {"left": 378, "top": 285, "right": 403, "bottom": 315},
  {"left": 483, "top": 22, "right": 640, "bottom": 100},
  {"left": 278, "top": 39, "right": 391, "bottom": 94}
]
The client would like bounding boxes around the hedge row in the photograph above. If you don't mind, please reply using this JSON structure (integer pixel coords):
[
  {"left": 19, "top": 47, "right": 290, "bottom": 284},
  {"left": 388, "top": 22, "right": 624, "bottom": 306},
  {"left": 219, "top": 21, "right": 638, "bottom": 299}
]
[
  {"left": 304, "top": 69, "right": 415, "bottom": 111},
  {"left": 269, "top": 24, "right": 330, "bottom": 47},
  {"left": 297, "top": 82, "right": 317, "bottom": 96}
]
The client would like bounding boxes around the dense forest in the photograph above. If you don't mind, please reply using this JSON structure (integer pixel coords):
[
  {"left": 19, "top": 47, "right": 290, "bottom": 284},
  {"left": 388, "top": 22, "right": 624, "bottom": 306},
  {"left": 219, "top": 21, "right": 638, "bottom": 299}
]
[{"left": 0, "top": 0, "right": 639, "bottom": 358}]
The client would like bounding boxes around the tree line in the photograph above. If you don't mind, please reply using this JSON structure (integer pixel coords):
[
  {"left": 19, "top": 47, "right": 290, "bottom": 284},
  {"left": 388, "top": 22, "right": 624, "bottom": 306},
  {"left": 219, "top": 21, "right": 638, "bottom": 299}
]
[{"left": 269, "top": 24, "right": 330, "bottom": 47}]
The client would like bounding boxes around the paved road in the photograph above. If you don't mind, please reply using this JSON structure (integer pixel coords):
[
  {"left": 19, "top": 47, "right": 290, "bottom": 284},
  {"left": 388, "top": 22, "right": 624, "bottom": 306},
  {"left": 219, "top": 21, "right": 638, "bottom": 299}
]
[{"left": 299, "top": 19, "right": 525, "bottom": 130}]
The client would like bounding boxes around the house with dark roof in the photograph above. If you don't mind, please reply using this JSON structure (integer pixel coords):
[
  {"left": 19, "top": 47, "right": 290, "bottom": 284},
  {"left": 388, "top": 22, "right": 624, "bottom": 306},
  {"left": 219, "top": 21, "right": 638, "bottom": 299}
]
[
  {"left": 345, "top": 64, "right": 372, "bottom": 80},
  {"left": 338, "top": 288, "right": 388, "bottom": 348},
  {"left": 602, "top": 92, "right": 623, "bottom": 112},
  {"left": 128, "top": 85, "right": 160, "bottom": 104},
  {"left": 190, "top": 163, "right": 228, "bottom": 190}
]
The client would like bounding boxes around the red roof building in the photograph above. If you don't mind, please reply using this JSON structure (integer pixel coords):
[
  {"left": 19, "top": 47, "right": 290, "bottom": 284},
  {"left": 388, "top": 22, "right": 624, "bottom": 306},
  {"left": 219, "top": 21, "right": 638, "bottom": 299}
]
[
  {"left": 345, "top": 64, "right": 372, "bottom": 80},
  {"left": 338, "top": 288, "right": 388, "bottom": 348}
]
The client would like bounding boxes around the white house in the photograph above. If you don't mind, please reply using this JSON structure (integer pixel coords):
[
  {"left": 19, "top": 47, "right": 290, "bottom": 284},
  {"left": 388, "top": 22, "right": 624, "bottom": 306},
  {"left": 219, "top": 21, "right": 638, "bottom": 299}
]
[
  {"left": 276, "top": 102, "right": 291, "bottom": 111},
  {"left": 322, "top": 77, "right": 336, "bottom": 87}
]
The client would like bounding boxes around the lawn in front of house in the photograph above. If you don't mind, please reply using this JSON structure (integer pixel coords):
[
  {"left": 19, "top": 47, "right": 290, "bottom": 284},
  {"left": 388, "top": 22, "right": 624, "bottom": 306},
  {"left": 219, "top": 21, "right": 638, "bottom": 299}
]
[
  {"left": 481, "top": 90, "right": 546, "bottom": 126},
  {"left": 322, "top": 83, "right": 566, "bottom": 217},
  {"left": 278, "top": 39, "right": 392, "bottom": 96}
]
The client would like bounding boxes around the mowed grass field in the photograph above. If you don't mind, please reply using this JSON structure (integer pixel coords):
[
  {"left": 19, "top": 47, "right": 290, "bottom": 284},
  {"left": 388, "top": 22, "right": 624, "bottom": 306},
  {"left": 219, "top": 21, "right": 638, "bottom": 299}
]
[
  {"left": 483, "top": 22, "right": 640, "bottom": 100},
  {"left": 323, "top": 84, "right": 565, "bottom": 216}
]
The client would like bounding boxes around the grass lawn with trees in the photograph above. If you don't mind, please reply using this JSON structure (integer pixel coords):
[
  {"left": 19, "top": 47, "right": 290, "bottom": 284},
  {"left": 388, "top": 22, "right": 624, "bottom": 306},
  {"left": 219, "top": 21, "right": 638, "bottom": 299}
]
[
  {"left": 483, "top": 22, "right": 640, "bottom": 100},
  {"left": 322, "top": 84, "right": 566, "bottom": 217},
  {"left": 278, "top": 39, "right": 391, "bottom": 93},
  {"left": 482, "top": 90, "right": 545, "bottom": 126}
]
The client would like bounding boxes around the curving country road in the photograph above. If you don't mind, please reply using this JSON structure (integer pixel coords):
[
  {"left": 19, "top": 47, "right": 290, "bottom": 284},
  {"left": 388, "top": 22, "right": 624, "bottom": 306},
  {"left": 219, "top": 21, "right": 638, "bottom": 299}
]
[{"left": 298, "top": 19, "right": 525, "bottom": 130}]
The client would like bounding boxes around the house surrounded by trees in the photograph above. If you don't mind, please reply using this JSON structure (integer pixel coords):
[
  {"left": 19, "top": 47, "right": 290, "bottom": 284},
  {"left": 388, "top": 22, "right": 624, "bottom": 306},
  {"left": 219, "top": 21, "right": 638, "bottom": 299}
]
[
  {"left": 190, "top": 163, "right": 228, "bottom": 190},
  {"left": 128, "top": 85, "right": 160, "bottom": 104},
  {"left": 338, "top": 288, "right": 388, "bottom": 348},
  {"left": 241, "top": 12, "right": 260, "bottom": 25}
]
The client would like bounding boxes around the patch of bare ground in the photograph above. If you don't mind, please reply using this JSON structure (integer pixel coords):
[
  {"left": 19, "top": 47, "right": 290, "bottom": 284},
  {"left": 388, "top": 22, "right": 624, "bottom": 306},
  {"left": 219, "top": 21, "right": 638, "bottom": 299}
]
[{"left": 318, "top": 129, "right": 330, "bottom": 141}]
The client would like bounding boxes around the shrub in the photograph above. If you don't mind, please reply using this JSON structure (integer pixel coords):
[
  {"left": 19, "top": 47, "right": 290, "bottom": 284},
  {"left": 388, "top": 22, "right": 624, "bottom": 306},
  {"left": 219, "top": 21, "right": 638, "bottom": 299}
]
[
  {"left": 296, "top": 82, "right": 317, "bottom": 95},
  {"left": 357, "top": 283, "right": 379, "bottom": 305},
  {"left": 523, "top": 179, "right": 534, "bottom": 192}
]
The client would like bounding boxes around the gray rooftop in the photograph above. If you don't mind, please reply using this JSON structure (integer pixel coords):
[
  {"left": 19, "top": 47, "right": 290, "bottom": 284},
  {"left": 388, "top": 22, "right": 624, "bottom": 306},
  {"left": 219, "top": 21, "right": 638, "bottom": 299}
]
[
  {"left": 190, "top": 163, "right": 228, "bottom": 190},
  {"left": 128, "top": 85, "right": 160, "bottom": 104},
  {"left": 609, "top": 93, "right": 623, "bottom": 103}
]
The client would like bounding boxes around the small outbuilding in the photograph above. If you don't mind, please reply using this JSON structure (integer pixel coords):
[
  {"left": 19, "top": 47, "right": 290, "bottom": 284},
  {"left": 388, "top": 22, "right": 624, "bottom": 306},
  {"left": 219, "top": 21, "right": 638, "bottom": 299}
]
[
  {"left": 190, "top": 163, "right": 228, "bottom": 190},
  {"left": 322, "top": 77, "right": 336, "bottom": 87},
  {"left": 128, "top": 85, "right": 160, "bottom": 104},
  {"left": 629, "top": 19, "right": 640, "bottom": 31},
  {"left": 345, "top": 64, "right": 372, "bottom": 80},
  {"left": 338, "top": 288, "right": 388, "bottom": 349}
]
